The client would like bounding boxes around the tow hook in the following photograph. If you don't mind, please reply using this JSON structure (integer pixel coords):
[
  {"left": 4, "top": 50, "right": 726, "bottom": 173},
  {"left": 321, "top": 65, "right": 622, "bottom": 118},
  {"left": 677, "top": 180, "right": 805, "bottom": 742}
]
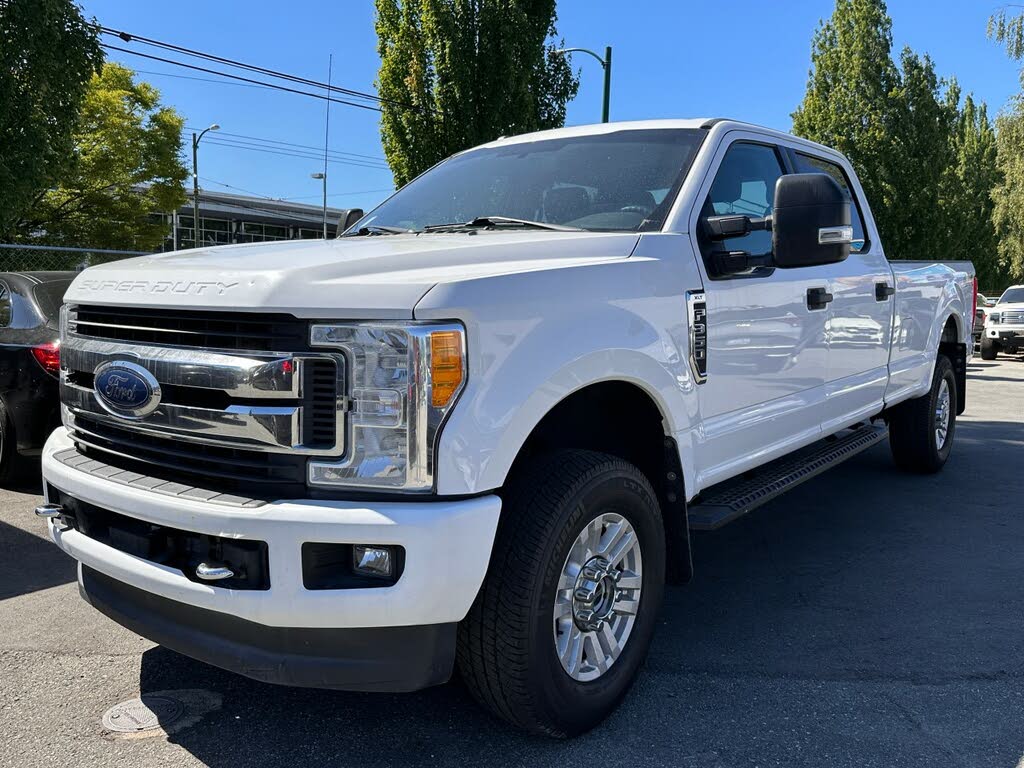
[
  {"left": 35, "top": 504, "right": 73, "bottom": 526},
  {"left": 195, "top": 562, "right": 235, "bottom": 581}
]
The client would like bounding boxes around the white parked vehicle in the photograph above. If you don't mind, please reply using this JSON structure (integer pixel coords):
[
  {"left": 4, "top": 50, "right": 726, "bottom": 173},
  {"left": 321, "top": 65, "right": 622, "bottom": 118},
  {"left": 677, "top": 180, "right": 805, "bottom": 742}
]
[
  {"left": 39, "top": 119, "right": 975, "bottom": 737},
  {"left": 981, "top": 285, "right": 1024, "bottom": 359}
]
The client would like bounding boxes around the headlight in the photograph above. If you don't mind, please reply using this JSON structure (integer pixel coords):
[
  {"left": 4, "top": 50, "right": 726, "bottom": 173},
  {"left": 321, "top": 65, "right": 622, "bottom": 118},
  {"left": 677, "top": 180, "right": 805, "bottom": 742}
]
[
  {"left": 308, "top": 322, "right": 466, "bottom": 492},
  {"left": 989, "top": 312, "right": 1000, "bottom": 324}
]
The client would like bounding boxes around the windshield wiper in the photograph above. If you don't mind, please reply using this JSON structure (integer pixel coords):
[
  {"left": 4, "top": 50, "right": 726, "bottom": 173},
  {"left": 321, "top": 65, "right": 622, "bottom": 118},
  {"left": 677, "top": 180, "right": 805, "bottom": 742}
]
[
  {"left": 421, "top": 216, "right": 584, "bottom": 233},
  {"left": 341, "top": 225, "right": 412, "bottom": 237}
]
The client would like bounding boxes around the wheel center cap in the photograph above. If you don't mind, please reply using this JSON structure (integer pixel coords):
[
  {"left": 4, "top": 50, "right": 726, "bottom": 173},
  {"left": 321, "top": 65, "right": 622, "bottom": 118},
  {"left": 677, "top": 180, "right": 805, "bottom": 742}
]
[{"left": 572, "top": 557, "right": 621, "bottom": 631}]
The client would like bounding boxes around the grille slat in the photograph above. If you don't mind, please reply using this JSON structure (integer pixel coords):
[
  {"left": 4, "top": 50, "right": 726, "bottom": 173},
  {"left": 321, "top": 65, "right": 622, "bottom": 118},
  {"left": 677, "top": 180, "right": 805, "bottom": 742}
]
[
  {"left": 65, "top": 305, "right": 344, "bottom": 496},
  {"left": 71, "top": 417, "right": 308, "bottom": 495},
  {"left": 71, "top": 305, "right": 309, "bottom": 352}
]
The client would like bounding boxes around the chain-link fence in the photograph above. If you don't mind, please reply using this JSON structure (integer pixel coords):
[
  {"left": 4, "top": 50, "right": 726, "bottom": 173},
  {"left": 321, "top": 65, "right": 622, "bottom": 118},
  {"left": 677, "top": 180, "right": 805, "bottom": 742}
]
[{"left": 0, "top": 244, "right": 150, "bottom": 273}]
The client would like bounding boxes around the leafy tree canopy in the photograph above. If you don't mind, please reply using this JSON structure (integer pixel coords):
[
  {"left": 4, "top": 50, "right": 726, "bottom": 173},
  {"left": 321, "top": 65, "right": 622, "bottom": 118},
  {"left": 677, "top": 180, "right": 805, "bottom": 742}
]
[
  {"left": 794, "top": 0, "right": 1005, "bottom": 287},
  {"left": 0, "top": 0, "right": 102, "bottom": 239},
  {"left": 13, "top": 63, "right": 188, "bottom": 255},
  {"left": 989, "top": 7, "right": 1024, "bottom": 61},
  {"left": 375, "top": 0, "right": 579, "bottom": 187}
]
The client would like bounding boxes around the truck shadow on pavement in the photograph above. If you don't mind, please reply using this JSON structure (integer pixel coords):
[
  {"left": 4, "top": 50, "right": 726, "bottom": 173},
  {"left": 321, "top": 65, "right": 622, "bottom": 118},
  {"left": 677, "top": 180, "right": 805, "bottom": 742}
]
[
  {"left": 0, "top": 519, "right": 77, "bottom": 600},
  {"left": 135, "top": 420, "right": 1024, "bottom": 767}
]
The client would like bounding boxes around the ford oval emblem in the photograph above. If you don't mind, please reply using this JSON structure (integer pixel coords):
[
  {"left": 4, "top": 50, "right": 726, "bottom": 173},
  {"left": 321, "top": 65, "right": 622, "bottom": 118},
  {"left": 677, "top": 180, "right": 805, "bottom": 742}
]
[{"left": 93, "top": 361, "right": 161, "bottom": 418}]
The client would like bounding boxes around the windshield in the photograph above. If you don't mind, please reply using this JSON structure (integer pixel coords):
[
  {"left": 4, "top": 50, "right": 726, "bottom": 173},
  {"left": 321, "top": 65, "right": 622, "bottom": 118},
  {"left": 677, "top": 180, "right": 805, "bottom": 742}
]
[
  {"left": 999, "top": 287, "right": 1024, "bottom": 304},
  {"left": 353, "top": 129, "right": 705, "bottom": 234}
]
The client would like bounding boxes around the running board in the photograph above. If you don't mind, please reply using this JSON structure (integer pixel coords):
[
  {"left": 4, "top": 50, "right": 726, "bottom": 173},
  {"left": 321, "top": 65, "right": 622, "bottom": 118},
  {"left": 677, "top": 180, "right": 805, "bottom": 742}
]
[{"left": 687, "top": 425, "right": 888, "bottom": 531}]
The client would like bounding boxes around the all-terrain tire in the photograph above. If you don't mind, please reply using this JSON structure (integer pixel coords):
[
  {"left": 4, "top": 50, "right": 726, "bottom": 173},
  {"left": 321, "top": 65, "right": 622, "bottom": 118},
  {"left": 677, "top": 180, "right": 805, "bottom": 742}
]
[
  {"left": 980, "top": 336, "right": 998, "bottom": 360},
  {"left": 457, "top": 449, "right": 665, "bottom": 738},
  {"left": 888, "top": 355, "right": 957, "bottom": 474}
]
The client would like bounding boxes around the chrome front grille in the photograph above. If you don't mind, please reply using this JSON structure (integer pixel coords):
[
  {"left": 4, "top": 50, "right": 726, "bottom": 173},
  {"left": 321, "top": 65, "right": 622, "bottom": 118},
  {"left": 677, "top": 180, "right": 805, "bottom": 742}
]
[
  {"left": 1001, "top": 310, "right": 1024, "bottom": 325},
  {"left": 62, "top": 305, "right": 345, "bottom": 494}
]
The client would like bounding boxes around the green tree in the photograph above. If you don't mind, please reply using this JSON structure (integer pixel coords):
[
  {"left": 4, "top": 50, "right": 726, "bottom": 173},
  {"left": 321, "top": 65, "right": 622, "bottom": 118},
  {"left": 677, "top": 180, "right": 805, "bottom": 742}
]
[
  {"left": 14, "top": 63, "right": 187, "bottom": 253},
  {"left": 792, "top": 0, "right": 901, "bottom": 252},
  {"left": 945, "top": 92, "right": 1002, "bottom": 289},
  {"left": 988, "top": 7, "right": 1024, "bottom": 60},
  {"left": 794, "top": 0, "right": 1001, "bottom": 275},
  {"left": 0, "top": 0, "right": 102, "bottom": 239},
  {"left": 887, "top": 48, "right": 957, "bottom": 261},
  {"left": 992, "top": 100, "right": 1024, "bottom": 283},
  {"left": 988, "top": 5, "right": 1024, "bottom": 286},
  {"left": 375, "top": 0, "right": 579, "bottom": 186}
]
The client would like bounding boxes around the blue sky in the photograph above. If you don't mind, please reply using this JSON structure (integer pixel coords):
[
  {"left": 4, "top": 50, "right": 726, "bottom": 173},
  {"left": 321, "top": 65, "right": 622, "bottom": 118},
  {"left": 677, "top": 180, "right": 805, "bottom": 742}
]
[{"left": 81, "top": 0, "right": 1022, "bottom": 214}]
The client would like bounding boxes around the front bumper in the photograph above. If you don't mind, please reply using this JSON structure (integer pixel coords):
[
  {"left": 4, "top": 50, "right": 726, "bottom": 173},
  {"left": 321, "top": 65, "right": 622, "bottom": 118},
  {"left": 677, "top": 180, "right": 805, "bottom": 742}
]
[
  {"left": 41, "top": 428, "right": 502, "bottom": 690},
  {"left": 985, "top": 327, "right": 1024, "bottom": 347}
]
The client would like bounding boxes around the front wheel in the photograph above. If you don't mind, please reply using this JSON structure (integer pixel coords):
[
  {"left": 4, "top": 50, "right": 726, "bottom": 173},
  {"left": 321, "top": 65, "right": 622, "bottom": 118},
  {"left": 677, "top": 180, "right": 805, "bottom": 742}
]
[
  {"left": 888, "top": 355, "right": 957, "bottom": 474},
  {"left": 457, "top": 450, "right": 665, "bottom": 737},
  {"left": 980, "top": 337, "right": 998, "bottom": 360}
]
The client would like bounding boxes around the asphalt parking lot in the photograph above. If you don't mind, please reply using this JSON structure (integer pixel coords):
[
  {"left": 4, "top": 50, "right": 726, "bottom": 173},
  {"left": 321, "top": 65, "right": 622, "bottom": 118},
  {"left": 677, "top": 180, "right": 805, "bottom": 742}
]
[{"left": 1, "top": 355, "right": 1022, "bottom": 768}]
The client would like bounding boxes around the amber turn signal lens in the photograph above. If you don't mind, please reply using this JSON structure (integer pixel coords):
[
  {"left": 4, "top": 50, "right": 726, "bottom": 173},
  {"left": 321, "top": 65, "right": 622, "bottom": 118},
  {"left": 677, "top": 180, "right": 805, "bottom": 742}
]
[{"left": 430, "top": 330, "right": 464, "bottom": 408}]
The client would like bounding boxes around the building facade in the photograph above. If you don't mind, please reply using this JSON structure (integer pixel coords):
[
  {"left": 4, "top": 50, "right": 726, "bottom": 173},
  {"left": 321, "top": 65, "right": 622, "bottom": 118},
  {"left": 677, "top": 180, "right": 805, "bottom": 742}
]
[{"left": 155, "top": 192, "right": 361, "bottom": 251}]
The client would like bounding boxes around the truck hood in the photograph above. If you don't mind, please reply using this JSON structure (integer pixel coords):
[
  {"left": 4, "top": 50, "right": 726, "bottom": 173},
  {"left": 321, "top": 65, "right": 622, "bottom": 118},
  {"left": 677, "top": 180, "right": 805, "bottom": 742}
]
[
  {"left": 65, "top": 231, "right": 639, "bottom": 319},
  {"left": 995, "top": 302, "right": 1024, "bottom": 313}
]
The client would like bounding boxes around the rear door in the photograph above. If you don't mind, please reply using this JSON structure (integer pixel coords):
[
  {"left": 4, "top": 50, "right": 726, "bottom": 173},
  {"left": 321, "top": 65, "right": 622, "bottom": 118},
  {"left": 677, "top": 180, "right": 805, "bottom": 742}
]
[{"left": 785, "top": 150, "right": 893, "bottom": 433}]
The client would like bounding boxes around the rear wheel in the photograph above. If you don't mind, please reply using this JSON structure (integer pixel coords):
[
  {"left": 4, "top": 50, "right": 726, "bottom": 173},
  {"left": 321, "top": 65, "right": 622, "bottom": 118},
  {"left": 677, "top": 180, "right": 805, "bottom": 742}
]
[
  {"left": 457, "top": 450, "right": 665, "bottom": 737},
  {"left": 980, "top": 337, "right": 998, "bottom": 360},
  {"left": 888, "top": 355, "right": 957, "bottom": 474}
]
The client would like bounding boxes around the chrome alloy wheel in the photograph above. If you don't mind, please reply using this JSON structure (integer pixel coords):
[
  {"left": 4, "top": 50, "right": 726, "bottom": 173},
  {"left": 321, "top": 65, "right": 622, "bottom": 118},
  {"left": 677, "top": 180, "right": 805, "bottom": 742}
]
[
  {"left": 553, "top": 512, "right": 643, "bottom": 682},
  {"left": 935, "top": 378, "right": 951, "bottom": 450}
]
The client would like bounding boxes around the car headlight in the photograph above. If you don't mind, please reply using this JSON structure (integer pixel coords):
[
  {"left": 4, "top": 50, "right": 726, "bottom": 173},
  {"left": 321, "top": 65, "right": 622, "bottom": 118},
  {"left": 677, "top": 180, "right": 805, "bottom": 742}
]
[
  {"left": 989, "top": 312, "right": 1000, "bottom": 324},
  {"left": 308, "top": 322, "right": 466, "bottom": 492}
]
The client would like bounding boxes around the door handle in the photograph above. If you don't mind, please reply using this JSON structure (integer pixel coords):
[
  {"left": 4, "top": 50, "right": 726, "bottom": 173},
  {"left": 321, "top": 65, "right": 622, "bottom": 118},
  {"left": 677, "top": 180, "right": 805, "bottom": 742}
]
[
  {"left": 807, "top": 287, "right": 833, "bottom": 310},
  {"left": 875, "top": 281, "right": 895, "bottom": 301}
]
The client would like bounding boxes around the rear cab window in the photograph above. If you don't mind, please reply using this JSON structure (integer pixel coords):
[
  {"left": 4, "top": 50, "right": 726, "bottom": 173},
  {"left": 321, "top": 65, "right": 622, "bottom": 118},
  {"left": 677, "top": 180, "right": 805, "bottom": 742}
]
[{"left": 790, "top": 152, "right": 868, "bottom": 253}]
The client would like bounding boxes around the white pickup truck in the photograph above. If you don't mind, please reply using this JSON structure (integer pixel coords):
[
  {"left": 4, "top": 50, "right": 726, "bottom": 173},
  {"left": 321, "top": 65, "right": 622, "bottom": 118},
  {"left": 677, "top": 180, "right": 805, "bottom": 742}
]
[
  {"left": 981, "top": 284, "right": 1024, "bottom": 359},
  {"left": 39, "top": 119, "right": 975, "bottom": 737}
]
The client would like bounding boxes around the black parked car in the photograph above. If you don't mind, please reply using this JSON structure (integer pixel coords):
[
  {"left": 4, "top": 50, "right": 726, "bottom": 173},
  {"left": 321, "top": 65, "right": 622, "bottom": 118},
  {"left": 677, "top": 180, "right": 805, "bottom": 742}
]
[{"left": 0, "top": 272, "right": 75, "bottom": 482}]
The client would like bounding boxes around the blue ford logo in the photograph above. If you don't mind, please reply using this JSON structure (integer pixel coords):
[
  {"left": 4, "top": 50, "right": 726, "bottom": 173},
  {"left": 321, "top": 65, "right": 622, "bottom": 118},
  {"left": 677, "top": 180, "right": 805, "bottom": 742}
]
[{"left": 94, "top": 361, "right": 161, "bottom": 418}]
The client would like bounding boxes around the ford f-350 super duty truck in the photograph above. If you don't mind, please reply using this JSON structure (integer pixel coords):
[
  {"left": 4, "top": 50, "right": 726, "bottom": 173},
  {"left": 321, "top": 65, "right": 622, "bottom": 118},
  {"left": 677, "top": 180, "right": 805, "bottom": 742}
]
[{"left": 38, "top": 119, "right": 975, "bottom": 737}]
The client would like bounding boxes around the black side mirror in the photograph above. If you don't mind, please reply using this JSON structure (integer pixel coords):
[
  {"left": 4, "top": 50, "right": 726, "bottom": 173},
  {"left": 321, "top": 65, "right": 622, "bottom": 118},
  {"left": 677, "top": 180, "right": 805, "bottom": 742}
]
[
  {"left": 339, "top": 208, "right": 364, "bottom": 236},
  {"left": 772, "top": 173, "right": 851, "bottom": 268}
]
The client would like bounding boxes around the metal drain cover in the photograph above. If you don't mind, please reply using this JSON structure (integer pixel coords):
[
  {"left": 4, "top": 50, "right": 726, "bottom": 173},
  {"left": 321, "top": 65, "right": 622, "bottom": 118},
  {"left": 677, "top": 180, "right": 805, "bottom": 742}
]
[{"left": 102, "top": 695, "right": 185, "bottom": 733}]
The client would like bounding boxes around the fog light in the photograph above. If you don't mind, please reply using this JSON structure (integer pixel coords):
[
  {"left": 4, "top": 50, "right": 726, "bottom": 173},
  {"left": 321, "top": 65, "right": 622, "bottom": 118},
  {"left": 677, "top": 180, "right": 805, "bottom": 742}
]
[{"left": 353, "top": 545, "right": 393, "bottom": 579}]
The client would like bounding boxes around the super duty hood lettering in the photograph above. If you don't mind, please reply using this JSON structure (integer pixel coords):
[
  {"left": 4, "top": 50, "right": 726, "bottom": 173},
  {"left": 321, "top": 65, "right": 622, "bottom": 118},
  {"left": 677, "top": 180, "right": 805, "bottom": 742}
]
[{"left": 77, "top": 279, "right": 239, "bottom": 296}]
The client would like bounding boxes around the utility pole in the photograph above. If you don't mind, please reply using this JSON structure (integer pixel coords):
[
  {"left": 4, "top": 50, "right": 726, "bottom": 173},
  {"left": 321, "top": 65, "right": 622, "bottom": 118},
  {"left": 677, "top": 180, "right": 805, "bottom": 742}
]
[
  {"left": 554, "top": 46, "right": 612, "bottom": 123},
  {"left": 191, "top": 123, "right": 220, "bottom": 247}
]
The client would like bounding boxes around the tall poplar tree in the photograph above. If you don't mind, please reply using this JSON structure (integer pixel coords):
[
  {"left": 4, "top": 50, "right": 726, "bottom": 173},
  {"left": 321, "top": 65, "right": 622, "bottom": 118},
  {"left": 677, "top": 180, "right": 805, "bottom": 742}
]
[
  {"left": 794, "top": 0, "right": 1001, "bottom": 280},
  {"left": 374, "top": 0, "right": 579, "bottom": 187},
  {"left": 792, "top": 0, "right": 900, "bottom": 252},
  {"left": 989, "top": 6, "right": 1024, "bottom": 284}
]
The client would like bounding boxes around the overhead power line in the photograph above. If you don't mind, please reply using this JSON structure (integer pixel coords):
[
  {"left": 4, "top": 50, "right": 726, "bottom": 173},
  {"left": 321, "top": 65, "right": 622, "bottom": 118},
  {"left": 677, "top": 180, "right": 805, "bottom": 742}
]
[
  {"left": 282, "top": 188, "right": 395, "bottom": 201},
  {"left": 135, "top": 68, "right": 278, "bottom": 91},
  {"left": 98, "top": 26, "right": 430, "bottom": 114},
  {"left": 101, "top": 43, "right": 383, "bottom": 113},
  {"left": 200, "top": 137, "right": 393, "bottom": 172},
  {"left": 185, "top": 127, "right": 388, "bottom": 164}
]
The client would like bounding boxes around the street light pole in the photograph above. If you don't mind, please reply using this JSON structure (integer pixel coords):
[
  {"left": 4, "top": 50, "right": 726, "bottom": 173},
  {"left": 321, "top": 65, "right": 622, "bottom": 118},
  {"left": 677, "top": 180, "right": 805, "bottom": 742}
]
[
  {"left": 311, "top": 173, "right": 327, "bottom": 237},
  {"left": 554, "top": 46, "right": 612, "bottom": 123},
  {"left": 191, "top": 123, "right": 220, "bottom": 248}
]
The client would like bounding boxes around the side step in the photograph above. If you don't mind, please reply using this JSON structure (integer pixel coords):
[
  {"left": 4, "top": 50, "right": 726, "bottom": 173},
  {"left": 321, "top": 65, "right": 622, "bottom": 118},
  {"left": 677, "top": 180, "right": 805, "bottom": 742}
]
[{"left": 687, "top": 424, "right": 888, "bottom": 531}]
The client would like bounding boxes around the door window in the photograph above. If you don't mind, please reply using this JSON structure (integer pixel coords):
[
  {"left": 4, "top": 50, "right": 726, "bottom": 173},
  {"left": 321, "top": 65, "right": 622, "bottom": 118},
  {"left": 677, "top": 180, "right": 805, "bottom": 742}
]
[
  {"left": 699, "top": 142, "right": 785, "bottom": 276},
  {"left": 0, "top": 285, "right": 11, "bottom": 327},
  {"left": 791, "top": 153, "right": 868, "bottom": 252}
]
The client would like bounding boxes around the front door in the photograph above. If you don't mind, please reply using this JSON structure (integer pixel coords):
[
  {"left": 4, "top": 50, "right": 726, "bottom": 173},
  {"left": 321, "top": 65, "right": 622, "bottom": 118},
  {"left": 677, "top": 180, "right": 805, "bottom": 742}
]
[{"left": 690, "top": 137, "right": 831, "bottom": 490}]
